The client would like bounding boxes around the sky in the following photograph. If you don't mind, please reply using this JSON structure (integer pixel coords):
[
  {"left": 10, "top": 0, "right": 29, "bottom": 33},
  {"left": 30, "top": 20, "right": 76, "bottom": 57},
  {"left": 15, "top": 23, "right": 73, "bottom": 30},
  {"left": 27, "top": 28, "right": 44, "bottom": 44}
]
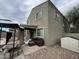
[{"left": 0, "top": 0, "right": 79, "bottom": 24}]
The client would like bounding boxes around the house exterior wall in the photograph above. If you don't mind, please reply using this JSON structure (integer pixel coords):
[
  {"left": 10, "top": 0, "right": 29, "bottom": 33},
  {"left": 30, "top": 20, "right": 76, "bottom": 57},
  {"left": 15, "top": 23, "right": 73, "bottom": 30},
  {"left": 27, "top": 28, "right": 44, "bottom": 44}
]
[
  {"left": 47, "top": 2, "right": 64, "bottom": 45},
  {"left": 27, "top": 2, "right": 48, "bottom": 27},
  {"left": 27, "top": 1, "right": 64, "bottom": 46},
  {"left": 27, "top": 2, "right": 49, "bottom": 43}
]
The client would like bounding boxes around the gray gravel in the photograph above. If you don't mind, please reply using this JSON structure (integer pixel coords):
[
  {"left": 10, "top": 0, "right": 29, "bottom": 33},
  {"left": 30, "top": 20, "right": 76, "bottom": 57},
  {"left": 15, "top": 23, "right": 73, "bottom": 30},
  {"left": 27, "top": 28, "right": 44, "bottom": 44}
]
[
  {"left": 25, "top": 45, "right": 79, "bottom": 59},
  {"left": 15, "top": 45, "right": 79, "bottom": 59}
]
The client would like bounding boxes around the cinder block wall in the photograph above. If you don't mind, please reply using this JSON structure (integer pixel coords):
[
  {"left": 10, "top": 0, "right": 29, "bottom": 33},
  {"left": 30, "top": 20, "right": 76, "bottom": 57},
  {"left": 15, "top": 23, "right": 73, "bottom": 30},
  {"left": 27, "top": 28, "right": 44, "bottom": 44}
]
[
  {"left": 61, "top": 37, "right": 79, "bottom": 53},
  {"left": 61, "top": 33, "right": 79, "bottom": 53}
]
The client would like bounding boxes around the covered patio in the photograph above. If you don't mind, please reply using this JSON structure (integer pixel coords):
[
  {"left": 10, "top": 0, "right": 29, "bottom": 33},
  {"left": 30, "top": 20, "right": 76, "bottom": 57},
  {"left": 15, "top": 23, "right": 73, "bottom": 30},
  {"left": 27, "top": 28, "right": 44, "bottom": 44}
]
[
  {"left": 20, "top": 24, "right": 38, "bottom": 39},
  {"left": 0, "top": 19, "right": 24, "bottom": 59},
  {"left": 0, "top": 19, "right": 39, "bottom": 59}
]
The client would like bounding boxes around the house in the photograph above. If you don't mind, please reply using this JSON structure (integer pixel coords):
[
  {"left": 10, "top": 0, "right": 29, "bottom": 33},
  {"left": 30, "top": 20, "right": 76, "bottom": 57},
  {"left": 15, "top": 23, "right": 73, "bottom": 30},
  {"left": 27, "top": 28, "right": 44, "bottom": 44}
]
[{"left": 27, "top": 0, "right": 68, "bottom": 46}]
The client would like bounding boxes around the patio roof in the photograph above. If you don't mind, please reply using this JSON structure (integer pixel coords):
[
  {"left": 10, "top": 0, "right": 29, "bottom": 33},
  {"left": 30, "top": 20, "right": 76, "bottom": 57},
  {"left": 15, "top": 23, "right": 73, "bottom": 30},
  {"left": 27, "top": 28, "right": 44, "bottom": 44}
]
[
  {"left": 0, "top": 19, "right": 20, "bottom": 28},
  {"left": 0, "top": 19, "right": 38, "bottom": 30},
  {"left": 20, "top": 24, "right": 37, "bottom": 30}
]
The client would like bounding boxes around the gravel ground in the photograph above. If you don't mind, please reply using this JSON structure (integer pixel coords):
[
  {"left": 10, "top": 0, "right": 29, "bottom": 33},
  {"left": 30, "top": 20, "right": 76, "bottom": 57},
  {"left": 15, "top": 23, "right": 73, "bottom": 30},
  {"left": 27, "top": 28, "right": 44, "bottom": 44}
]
[
  {"left": 15, "top": 45, "right": 79, "bottom": 59},
  {"left": 0, "top": 52, "right": 9, "bottom": 59}
]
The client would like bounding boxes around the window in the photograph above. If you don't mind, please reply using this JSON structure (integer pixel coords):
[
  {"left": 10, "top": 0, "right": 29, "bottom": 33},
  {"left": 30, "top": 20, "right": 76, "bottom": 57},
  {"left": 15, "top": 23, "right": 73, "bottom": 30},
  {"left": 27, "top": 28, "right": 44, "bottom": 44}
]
[
  {"left": 36, "top": 10, "right": 42, "bottom": 20},
  {"left": 37, "top": 29, "right": 44, "bottom": 37},
  {"left": 37, "top": 29, "right": 41, "bottom": 36},
  {"left": 36, "top": 12, "right": 39, "bottom": 20},
  {"left": 56, "top": 13, "right": 61, "bottom": 22}
]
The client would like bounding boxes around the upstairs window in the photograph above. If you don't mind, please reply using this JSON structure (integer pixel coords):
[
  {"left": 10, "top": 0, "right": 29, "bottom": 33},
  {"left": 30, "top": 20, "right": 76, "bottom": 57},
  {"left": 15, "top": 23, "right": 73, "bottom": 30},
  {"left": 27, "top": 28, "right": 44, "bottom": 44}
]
[{"left": 36, "top": 10, "right": 42, "bottom": 20}]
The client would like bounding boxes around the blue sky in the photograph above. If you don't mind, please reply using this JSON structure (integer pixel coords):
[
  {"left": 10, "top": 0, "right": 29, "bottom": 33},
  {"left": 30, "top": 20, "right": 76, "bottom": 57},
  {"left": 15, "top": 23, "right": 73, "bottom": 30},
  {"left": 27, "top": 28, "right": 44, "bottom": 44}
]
[{"left": 0, "top": 0, "right": 79, "bottom": 24}]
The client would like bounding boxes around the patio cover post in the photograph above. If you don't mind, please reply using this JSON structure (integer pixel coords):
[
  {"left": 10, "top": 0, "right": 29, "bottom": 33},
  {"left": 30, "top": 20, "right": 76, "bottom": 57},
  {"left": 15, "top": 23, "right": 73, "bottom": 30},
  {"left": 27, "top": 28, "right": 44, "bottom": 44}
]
[
  {"left": 0, "top": 27, "right": 2, "bottom": 45},
  {"left": 12, "top": 27, "right": 16, "bottom": 59},
  {"left": 0, "top": 27, "right": 2, "bottom": 40},
  {"left": 36, "top": 28, "right": 37, "bottom": 37}
]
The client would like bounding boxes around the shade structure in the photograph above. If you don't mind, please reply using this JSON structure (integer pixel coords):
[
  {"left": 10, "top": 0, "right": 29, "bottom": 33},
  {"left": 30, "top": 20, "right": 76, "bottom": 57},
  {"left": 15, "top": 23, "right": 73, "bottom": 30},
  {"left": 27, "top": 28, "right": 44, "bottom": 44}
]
[
  {"left": 0, "top": 19, "right": 20, "bottom": 28},
  {"left": 0, "top": 19, "right": 21, "bottom": 59},
  {"left": 20, "top": 24, "right": 37, "bottom": 30}
]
